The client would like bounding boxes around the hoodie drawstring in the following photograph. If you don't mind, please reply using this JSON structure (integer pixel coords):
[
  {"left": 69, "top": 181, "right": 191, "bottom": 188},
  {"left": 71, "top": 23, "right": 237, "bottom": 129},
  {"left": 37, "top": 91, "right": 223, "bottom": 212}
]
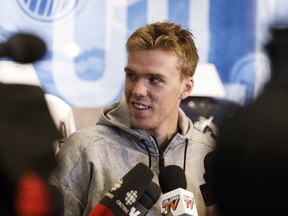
[
  {"left": 141, "top": 136, "right": 189, "bottom": 172},
  {"left": 141, "top": 140, "right": 152, "bottom": 168},
  {"left": 183, "top": 138, "right": 189, "bottom": 173}
]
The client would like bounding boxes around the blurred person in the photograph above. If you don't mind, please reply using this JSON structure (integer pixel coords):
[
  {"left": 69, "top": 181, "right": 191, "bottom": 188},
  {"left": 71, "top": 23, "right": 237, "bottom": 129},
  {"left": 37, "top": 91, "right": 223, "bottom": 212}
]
[
  {"left": 0, "top": 82, "right": 62, "bottom": 216},
  {"left": 213, "top": 27, "right": 288, "bottom": 215},
  {"left": 0, "top": 47, "right": 63, "bottom": 216},
  {"left": 0, "top": 33, "right": 65, "bottom": 215},
  {"left": 49, "top": 21, "right": 216, "bottom": 216}
]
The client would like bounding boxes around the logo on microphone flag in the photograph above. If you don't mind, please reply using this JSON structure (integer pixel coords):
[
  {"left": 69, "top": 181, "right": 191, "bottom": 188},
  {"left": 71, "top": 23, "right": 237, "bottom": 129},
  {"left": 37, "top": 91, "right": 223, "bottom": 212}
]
[
  {"left": 162, "top": 194, "right": 180, "bottom": 212},
  {"left": 160, "top": 188, "right": 198, "bottom": 216},
  {"left": 125, "top": 190, "right": 138, "bottom": 205},
  {"left": 183, "top": 194, "right": 196, "bottom": 210}
]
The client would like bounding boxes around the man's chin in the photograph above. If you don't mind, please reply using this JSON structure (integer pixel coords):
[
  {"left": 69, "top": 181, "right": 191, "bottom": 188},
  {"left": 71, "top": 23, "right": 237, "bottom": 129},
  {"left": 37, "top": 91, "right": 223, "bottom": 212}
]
[{"left": 130, "top": 119, "right": 151, "bottom": 130}]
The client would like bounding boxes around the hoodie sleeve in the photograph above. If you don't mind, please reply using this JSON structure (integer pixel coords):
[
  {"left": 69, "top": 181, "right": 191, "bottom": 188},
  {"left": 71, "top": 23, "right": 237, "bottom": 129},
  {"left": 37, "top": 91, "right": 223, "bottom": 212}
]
[{"left": 49, "top": 128, "right": 100, "bottom": 216}]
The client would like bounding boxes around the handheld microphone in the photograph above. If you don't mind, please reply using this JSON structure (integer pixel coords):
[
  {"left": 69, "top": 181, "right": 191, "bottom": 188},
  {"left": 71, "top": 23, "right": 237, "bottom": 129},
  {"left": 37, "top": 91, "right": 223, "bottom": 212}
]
[
  {"left": 128, "top": 181, "right": 161, "bottom": 216},
  {"left": 159, "top": 165, "right": 198, "bottom": 216},
  {"left": 199, "top": 151, "right": 216, "bottom": 207},
  {"left": 89, "top": 163, "right": 154, "bottom": 216},
  {"left": 0, "top": 33, "right": 46, "bottom": 63}
]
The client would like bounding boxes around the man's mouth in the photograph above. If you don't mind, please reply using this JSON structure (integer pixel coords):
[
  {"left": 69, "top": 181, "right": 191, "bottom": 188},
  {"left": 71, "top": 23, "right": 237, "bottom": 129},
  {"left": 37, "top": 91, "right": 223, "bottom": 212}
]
[{"left": 133, "top": 103, "right": 149, "bottom": 110}]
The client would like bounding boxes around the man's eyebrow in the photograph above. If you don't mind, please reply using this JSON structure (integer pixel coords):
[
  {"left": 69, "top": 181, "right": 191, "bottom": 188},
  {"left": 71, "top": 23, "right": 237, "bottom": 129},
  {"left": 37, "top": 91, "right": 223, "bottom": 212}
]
[
  {"left": 124, "top": 67, "right": 132, "bottom": 73},
  {"left": 153, "top": 73, "right": 166, "bottom": 78},
  {"left": 147, "top": 72, "right": 167, "bottom": 79},
  {"left": 124, "top": 67, "right": 166, "bottom": 79}
]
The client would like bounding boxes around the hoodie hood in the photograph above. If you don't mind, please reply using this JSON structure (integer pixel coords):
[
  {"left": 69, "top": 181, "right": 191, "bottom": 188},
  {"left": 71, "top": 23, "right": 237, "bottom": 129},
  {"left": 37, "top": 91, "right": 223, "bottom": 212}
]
[{"left": 96, "top": 94, "right": 195, "bottom": 140}]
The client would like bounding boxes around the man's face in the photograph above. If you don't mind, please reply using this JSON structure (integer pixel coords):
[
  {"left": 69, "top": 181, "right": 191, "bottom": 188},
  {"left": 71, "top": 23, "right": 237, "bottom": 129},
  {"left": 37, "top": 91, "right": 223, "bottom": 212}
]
[{"left": 124, "top": 49, "right": 193, "bottom": 132}]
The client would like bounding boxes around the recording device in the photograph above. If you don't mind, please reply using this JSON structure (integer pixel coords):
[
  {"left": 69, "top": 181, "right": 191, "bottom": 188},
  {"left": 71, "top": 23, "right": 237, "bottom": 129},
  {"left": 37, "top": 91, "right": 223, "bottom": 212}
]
[
  {"left": 89, "top": 163, "right": 154, "bottom": 216},
  {"left": 199, "top": 151, "right": 216, "bottom": 207},
  {"left": 0, "top": 33, "right": 46, "bottom": 63},
  {"left": 159, "top": 165, "right": 198, "bottom": 216},
  {"left": 128, "top": 181, "right": 161, "bottom": 216}
]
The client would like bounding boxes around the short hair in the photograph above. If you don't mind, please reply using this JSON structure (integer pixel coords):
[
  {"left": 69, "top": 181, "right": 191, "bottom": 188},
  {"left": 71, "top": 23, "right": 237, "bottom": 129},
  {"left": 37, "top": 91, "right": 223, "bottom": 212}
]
[{"left": 126, "top": 21, "right": 199, "bottom": 80}]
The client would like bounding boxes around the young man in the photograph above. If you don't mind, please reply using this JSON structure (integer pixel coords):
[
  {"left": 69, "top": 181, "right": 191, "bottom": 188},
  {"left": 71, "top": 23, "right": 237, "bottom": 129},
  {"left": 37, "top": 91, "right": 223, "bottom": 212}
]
[{"left": 50, "top": 21, "right": 216, "bottom": 216}]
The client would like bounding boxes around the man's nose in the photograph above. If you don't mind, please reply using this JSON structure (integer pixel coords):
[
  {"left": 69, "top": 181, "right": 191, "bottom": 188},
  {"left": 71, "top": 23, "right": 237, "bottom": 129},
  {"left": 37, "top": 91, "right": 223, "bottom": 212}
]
[{"left": 132, "top": 80, "right": 147, "bottom": 97}]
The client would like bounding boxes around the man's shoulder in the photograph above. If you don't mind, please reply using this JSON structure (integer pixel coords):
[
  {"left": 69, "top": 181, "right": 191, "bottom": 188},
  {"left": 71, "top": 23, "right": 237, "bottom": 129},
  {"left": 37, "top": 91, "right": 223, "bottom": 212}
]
[
  {"left": 60, "top": 124, "right": 128, "bottom": 153},
  {"left": 190, "top": 118, "right": 218, "bottom": 148}
]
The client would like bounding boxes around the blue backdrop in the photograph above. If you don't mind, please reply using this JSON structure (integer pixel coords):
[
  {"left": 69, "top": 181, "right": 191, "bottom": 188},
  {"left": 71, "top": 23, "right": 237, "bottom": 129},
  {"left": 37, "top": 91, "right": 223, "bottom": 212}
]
[{"left": 0, "top": 0, "right": 287, "bottom": 107}]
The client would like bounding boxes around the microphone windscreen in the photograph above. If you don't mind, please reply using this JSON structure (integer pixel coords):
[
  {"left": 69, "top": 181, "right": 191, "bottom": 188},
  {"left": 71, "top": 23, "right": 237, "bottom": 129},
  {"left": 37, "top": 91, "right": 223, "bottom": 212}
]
[
  {"left": 158, "top": 165, "right": 187, "bottom": 193},
  {"left": 99, "top": 162, "right": 154, "bottom": 215},
  {"left": 138, "top": 181, "right": 161, "bottom": 210},
  {"left": 5, "top": 33, "right": 46, "bottom": 63}
]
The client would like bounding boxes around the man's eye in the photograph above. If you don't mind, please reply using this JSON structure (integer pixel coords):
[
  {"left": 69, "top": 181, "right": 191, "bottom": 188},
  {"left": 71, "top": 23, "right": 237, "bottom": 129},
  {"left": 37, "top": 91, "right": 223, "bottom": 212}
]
[
  {"left": 149, "top": 77, "right": 161, "bottom": 84},
  {"left": 126, "top": 72, "right": 136, "bottom": 80}
]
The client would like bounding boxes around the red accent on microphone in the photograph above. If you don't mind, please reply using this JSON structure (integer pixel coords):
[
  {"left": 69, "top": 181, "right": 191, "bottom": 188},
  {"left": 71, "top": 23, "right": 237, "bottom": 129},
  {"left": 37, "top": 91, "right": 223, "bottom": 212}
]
[
  {"left": 89, "top": 203, "right": 114, "bottom": 216},
  {"left": 14, "top": 170, "right": 53, "bottom": 216}
]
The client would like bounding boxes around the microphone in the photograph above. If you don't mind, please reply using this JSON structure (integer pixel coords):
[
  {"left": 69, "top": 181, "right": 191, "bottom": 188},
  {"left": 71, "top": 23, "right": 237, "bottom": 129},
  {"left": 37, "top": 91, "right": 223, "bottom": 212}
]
[
  {"left": 128, "top": 181, "right": 161, "bottom": 216},
  {"left": 89, "top": 162, "right": 154, "bottom": 216},
  {"left": 199, "top": 151, "right": 216, "bottom": 207},
  {"left": 0, "top": 33, "right": 46, "bottom": 63},
  {"left": 159, "top": 165, "right": 198, "bottom": 216}
]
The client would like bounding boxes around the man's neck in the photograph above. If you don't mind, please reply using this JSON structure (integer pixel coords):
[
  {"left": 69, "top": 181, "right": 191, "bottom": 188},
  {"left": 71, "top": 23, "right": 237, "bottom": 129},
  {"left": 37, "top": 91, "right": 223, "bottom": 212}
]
[{"left": 145, "top": 124, "right": 179, "bottom": 151}]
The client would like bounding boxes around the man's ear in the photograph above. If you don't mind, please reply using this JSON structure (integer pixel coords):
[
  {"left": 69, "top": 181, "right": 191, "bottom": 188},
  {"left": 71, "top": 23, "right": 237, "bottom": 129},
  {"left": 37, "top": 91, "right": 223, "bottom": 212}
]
[{"left": 180, "top": 77, "right": 194, "bottom": 100}]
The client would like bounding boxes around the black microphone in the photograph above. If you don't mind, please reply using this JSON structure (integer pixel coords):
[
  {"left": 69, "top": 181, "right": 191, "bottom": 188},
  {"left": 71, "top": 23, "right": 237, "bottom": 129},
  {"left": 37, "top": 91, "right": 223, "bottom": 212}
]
[
  {"left": 128, "top": 181, "right": 161, "bottom": 216},
  {"left": 89, "top": 163, "right": 154, "bottom": 216},
  {"left": 199, "top": 151, "right": 216, "bottom": 207},
  {"left": 0, "top": 33, "right": 46, "bottom": 63},
  {"left": 159, "top": 165, "right": 198, "bottom": 216}
]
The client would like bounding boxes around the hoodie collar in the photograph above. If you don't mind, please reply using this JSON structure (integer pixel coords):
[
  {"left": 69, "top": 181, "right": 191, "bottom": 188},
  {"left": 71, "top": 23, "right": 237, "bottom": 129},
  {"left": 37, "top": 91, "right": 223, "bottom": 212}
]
[{"left": 97, "top": 94, "right": 194, "bottom": 140}]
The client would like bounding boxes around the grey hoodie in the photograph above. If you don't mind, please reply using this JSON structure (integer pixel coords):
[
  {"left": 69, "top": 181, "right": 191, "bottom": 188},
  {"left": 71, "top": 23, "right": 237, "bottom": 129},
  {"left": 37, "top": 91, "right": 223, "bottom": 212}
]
[{"left": 49, "top": 96, "right": 216, "bottom": 216}]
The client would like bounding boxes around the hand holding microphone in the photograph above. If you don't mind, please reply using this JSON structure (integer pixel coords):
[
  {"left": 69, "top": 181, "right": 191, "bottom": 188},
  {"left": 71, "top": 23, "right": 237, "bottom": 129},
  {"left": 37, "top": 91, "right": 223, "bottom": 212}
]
[
  {"left": 159, "top": 165, "right": 198, "bottom": 216},
  {"left": 89, "top": 162, "right": 154, "bottom": 216}
]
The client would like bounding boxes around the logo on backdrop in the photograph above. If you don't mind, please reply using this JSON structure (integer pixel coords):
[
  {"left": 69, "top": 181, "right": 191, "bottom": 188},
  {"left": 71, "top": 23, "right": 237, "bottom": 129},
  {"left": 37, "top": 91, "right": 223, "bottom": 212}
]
[{"left": 16, "top": 0, "right": 80, "bottom": 22}]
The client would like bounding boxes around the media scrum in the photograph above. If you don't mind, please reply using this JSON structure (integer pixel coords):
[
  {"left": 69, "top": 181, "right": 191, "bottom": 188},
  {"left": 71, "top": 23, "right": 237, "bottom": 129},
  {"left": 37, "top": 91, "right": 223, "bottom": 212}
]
[
  {"left": 0, "top": 31, "right": 245, "bottom": 216},
  {"left": 88, "top": 163, "right": 200, "bottom": 216},
  {"left": 0, "top": 32, "right": 212, "bottom": 216},
  {"left": 0, "top": 32, "right": 62, "bottom": 215}
]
